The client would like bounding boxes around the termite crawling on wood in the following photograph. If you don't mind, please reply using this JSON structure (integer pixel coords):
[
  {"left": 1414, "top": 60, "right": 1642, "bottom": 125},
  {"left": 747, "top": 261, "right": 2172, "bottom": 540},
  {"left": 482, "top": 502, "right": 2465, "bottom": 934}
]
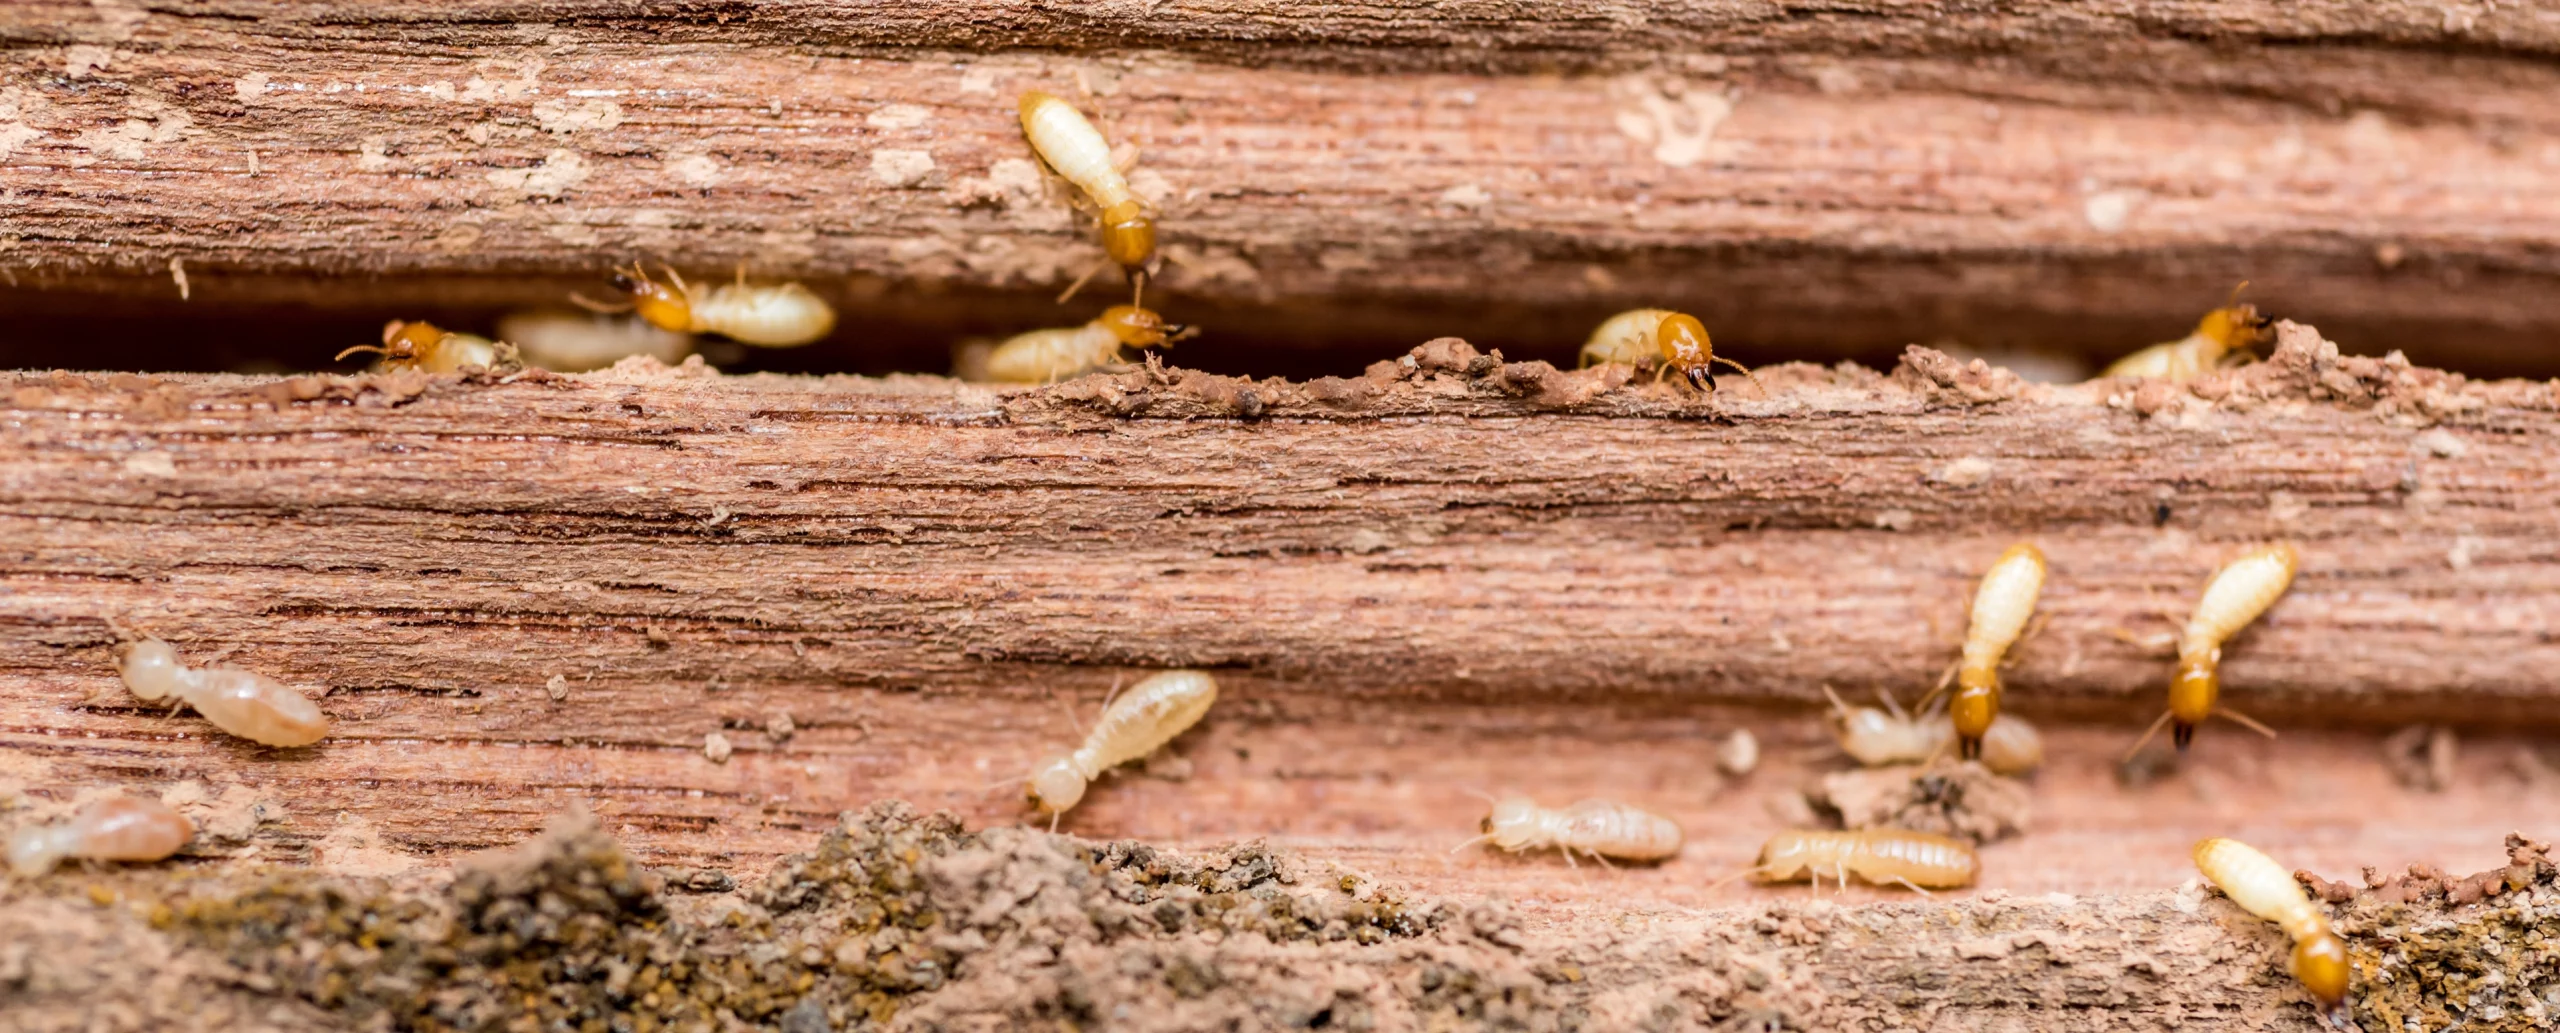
[
  {"left": 579, "top": 263, "right": 836, "bottom": 348},
  {"left": 337, "top": 320, "right": 521, "bottom": 374},
  {"left": 2192, "top": 837, "right": 2352, "bottom": 1026},
  {"left": 2099, "top": 283, "right": 2274, "bottom": 381},
  {"left": 1026, "top": 670, "right": 1219, "bottom": 825},
  {"left": 1019, "top": 89, "right": 1158, "bottom": 306},
  {"left": 117, "top": 636, "right": 329, "bottom": 747},
  {"left": 1919, "top": 542, "right": 2047, "bottom": 762},
  {"left": 1724, "top": 828, "right": 1980, "bottom": 894},
  {"left": 2126, "top": 543, "right": 2299, "bottom": 756},
  {"left": 980, "top": 304, "right": 1197, "bottom": 384},
  {"left": 1452, "top": 797, "right": 1684, "bottom": 866},
  {"left": 7, "top": 795, "right": 195, "bottom": 877},
  {"left": 1822, "top": 686, "right": 2045, "bottom": 776},
  {"left": 1576, "top": 309, "right": 1764, "bottom": 395}
]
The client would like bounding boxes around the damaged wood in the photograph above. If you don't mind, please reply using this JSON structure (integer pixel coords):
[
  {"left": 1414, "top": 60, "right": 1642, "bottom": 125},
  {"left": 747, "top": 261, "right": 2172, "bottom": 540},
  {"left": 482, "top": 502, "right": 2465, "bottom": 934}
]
[{"left": 3, "top": 3, "right": 2558, "bottom": 371}]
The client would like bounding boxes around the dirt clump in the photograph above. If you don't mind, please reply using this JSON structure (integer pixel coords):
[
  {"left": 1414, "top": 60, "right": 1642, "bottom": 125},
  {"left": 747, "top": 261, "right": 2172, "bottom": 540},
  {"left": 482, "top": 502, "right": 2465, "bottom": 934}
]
[{"left": 1809, "top": 762, "right": 2029, "bottom": 845}]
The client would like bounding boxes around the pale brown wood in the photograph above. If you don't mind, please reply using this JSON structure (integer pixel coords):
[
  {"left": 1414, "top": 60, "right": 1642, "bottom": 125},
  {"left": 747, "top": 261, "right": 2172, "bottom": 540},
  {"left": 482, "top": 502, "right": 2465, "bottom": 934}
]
[
  {"left": 3, "top": 324, "right": 2557, "bottom": 881},
  {"left": 3, "top": 2, "right": 2559, "bottom": 373}
]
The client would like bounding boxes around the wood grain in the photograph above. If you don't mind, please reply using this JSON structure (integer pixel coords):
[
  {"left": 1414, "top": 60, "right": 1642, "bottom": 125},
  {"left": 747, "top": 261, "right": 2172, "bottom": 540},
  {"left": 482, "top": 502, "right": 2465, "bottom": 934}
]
[
  {"left": 2, "top": 326, "right": 2556, "bottom": 881},
  {"left": 3, "top": 2, "right": 2558, "bottom": 374}
]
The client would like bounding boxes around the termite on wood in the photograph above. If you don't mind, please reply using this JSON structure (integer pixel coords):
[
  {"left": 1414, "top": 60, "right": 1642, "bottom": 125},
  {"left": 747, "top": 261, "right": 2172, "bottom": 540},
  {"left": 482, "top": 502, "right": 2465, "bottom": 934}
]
[
  {"left": 579, "top": 263, "right": 836, "bottom": 347},
  {"left": 2099, "top": 284, "right": 2274, "bottom": 381},
  {"left": 1576, "top": 309, "right": 1763, "bottom": 394},
  {"left": 2192, "top": 837, "right": 2352, "bottom": 1026},
  {"left": 498, "top": 309, "right": 694, "bottom": 372},
  {"left": 1730, "top": 828, "right": 1979, "bottom": 894},
  {"left": 1454, "top": 797, "right": 1684, "bottom": 866},
  {"left": 1027, "top": 670, "right": 1219, "bottom": 823},
  {"left": 1918, "top": 543, "right": 2047, "bottom": 762},
  {"left": 2127, "top": 543, "right": 2298, "bottom": 756},
  {"left": 980, "top": 304, "right": 1197, "bottom": 384},
  {"left": 1822, "top": 686, "right": 2044, "bottom": 775},
  {"left": 117, "top": 637, "right": 329, "bottom": 747},
  {"left": 337, "top": 320, "right": 521, "bottom": 374},
  {"left": 1019, "top": 90, "right": 1158, "bottom": 306},
  {"left": 7, "top": 795, "right": 194, "bottom": 877}
]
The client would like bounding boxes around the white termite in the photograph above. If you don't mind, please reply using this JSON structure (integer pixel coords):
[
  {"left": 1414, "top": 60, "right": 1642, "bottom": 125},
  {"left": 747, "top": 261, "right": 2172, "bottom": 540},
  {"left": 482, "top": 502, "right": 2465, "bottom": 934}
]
[
  {"left": 1028, "top": 670, "right": 1219, "bottom": 821},
  {"left": 1455, "top": 796, "right": 1684, "bottom": 866},
  {"left": 117, "top": 637, "right": 329, "bottom": 747},
  {"left": 7, "top": 795, "right": 195, "bottom": 877}
]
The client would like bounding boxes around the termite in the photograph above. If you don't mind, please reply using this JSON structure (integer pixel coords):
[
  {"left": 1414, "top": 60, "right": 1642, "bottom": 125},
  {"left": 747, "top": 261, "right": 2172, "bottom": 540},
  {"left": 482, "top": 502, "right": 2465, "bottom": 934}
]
[
  {"left": 1917, "top": 543, "right": 2047, "bottom": 762},
  {"left": 1453, "top": 796, "right": 1684, "bottom": 866},
  {"left": 1019, "top": 90, "right": 1158, "bottom": 306},
  {"left": 981, "top": 304, "right": 1197, "bottom": 384},
  {"left": 1027, "top": 670, "right": 1219, "bottom": 824},
  {"left": 1575, "top": 309, "right": 1763, "bottom": 394},
  {"left": 2192, "top": 837, "right": 2351, "bottom": 1026},
  {"left": 497, "top": 309, "right": 694, "bottom": 372},
  {"left": 1724, "top": 828, "right": 1979, "bottom": 894},
  {"left": 2126, "top": 543, "right": 2299, "bottom": 756},
  {"left": 337, "top": 320, "right": 521, "bottom": 373},
  {"left": 1821, "top": 686, "right": 2045, "bottom": 776},
  {"left": 2099, "top": 283, "right": 2274, "bottom": 381},
  {"left": 7, "top": 795, "right": 195, "bottom": 877},
  {"left": 117, "top": 637, "right": 329, "bottom": 747},
  {"left": 578, "top": 263, "right": 836, "bottom": 347}
]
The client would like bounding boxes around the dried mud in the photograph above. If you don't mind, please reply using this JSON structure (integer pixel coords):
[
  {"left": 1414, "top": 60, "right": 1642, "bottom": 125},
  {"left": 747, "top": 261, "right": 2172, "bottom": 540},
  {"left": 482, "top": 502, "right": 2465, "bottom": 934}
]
[{"left": 5, "top": 806, "right": 2557, "bottom": 1032}]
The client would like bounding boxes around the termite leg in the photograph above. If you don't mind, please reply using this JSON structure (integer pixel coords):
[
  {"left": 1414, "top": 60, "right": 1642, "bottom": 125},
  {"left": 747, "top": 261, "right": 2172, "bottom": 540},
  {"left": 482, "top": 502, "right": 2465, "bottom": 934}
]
[
  {"left": 1912, "top": 660, "right": 1961, "bottom": 714},
  {"left": 1048, "top": 810, "right": 1061, "bottom": 835},
  {"left": 658, "top": 263, "right": 690, "bottom": 296},
  {"left": 1885, "top": 876, "right": 1938, "bottom": 898},
  {"left": 733, "top": 262, "right": 748, "bottom": 289},
  {"left": 2219, "top": 706, "right": 2280, "bottom": 739},
  {"left": 1586, "top": 849, "right": 1616, "bottom": 871}
]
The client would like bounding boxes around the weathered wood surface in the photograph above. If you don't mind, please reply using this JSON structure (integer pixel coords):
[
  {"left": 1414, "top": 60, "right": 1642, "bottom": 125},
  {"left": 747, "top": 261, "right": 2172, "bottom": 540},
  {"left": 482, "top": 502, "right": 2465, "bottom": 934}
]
[
  {"left": 3, "top": 2, "right": 2559, "bottom": 372},
  {"left": 3, "top": 325, "right": 2558, "bottom": 885}
]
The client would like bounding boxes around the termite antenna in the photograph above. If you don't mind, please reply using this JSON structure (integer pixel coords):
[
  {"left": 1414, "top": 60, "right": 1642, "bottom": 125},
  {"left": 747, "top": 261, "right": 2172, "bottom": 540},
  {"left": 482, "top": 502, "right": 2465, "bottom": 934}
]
[
  {"left": 973, "top": 773, "right": 1029, "bottom": 794},
  {"left": 1875, "top": 686, "right": 1910, "bottom": 721},
  {"left": 1055, "top": 258, "right": 1109, "bottom": 304},
  {"left": 568, "top": 292, "right": 632, "bottom": 314},
  {"left": 2124, "top": 711, "right": 2175, "bottom": 762},
  {"left": 1460, "top": 786, "right": 1499, "bottom": 806},
  {"left": 1711, "top": 355, "right": 1769, "bottom": 399},
  {"left": 2218, "top": 706, "right": 2280, "bottom": 739},
  {"left": 2226, "top": 279, "right": 2252, "bottom": 307},
  {"left": 1447, "top": 833, "right": 1495, "bottom": 856},
  {"left": 1820, "top": 684, "right": 1853, "bottom": 719},
  {"left": 333, "top": 344, "right": 389, "bottom": 362},
  {"left": 1702, "top": 865, "right": 1763, "bottom": 893}
]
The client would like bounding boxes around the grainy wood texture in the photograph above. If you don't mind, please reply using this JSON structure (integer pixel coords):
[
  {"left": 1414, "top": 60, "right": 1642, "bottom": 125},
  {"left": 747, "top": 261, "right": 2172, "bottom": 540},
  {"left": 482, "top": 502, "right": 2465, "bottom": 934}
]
[
  {"left": 3, "top": 325, "right": 2557, "bottom": 889},
  {"left": 3, "top": 2, "right": 2559, "bottom": 373}
]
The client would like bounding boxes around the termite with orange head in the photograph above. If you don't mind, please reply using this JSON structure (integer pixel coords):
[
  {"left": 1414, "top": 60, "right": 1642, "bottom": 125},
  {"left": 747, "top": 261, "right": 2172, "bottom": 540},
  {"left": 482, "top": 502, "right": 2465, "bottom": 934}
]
[
  {"left": 7, "top": 795, "right": 195, "bottom": 877},
  {"left": 1821, "top": 686, "right": 2045, "bottom": 776},
  {"left": 2127, "top": 543, "right": 2299, "bottom": 756},
  {"left": 580, "top": 263, "right": 836, "bottom": 348},
  {"left": 1026, "top": 670, "right": 1218, "bottom": 826},
  {"left": 980, "top": 305, "right": 1198, "bottom": 384},
  {"left": 1453, "top": 797, "right": 1683, "bottom": 867},
  {"left": 2192, "top": 837, "right": 2352, "bottom": 1027},
  {"left": 2099, "top": 283, "right": 2274, "bottom": 381},
  {"left": 117, "top": 637, "right": 329, "bottom": 747},
  {"left": 1576, "top": 309, "right": 1763, "bottom": 395},
  {"left": 1019, "top": 90, "right": 1159, "bottom": 306},
  {"left": 337, "top": 320, "right": 521, "bottom": 374},
  {"left": 1719, "top": 828, "right": 1979, "bottom": 895},
  {"left": 1915, "top": 543, "right": 2047, "bottom": 762}
]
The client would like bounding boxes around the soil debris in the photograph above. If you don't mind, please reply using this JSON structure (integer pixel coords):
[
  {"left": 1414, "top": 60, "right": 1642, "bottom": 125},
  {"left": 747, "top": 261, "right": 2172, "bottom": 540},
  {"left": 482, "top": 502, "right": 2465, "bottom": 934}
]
[
  {"left": 2381, "top": 724, "right": 2457, "bottom": 791},
  {"left": 1809, "top": 762, "right": 2029, "bottom": 845}
]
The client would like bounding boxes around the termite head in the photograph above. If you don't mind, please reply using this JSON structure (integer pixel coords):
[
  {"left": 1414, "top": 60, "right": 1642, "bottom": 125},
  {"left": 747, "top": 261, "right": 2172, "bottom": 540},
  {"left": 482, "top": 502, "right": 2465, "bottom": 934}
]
[
  {"left": 1098, "top": 200, "right": 1157, "bottom": 271},
  {"left": 1478, "top": 796, "right": 1542, "bottom": 850},
  {"left": 1949, "top": 675, "right": 1999, "bottom": 761},
  {"left": 1097, "top": 305, "right": 1194, "bottom": 349},
  {"left": 2197, "top": 283, "right": 2274, "bottom": 358},
  {"left": 2169, "top": 655, "right": 2219, "bottom": 751},
  {"left": 337, "top": 320, "right": 441, "bottom": 366},
  {"left": 607, "top": 266, "right": 695, "bottom": 333},
  {"left": 2290, "top": 930, "right": 2351, "bottom": 1018},
  {"left": 1026, "top": 755, "right": 1087, "bottom": 814},
  {"left": 1654, "top": 313, "right": 1717, "bottom": 391},
  {"left": 115, "top": 638, "right": 183, "bottom": 701}
]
